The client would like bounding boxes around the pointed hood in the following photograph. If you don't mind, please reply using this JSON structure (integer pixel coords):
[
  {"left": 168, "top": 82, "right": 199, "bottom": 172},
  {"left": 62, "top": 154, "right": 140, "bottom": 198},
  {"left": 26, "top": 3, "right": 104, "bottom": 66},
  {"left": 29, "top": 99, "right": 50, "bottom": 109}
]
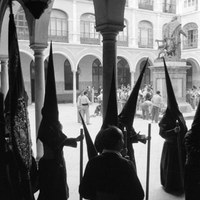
[
  {"left": 161, "top": 57, "right": 187, "bottom": 134},
  {"left": 163, "top": 57, "right": 180, "bottom": 114},
  {"left": 101, "top": 64, "right": 118, "bottom": 129},
  {"left": 38, "top": 42, "right": 64, "bottom": 147},
  {"left": 79, "top": 112, "right": 97, "bottom": 160},
  {"left": 118, "top": 58, "right": 149, "bottom": 129},
  {"left": 41, "top": 42, "right": 59, "bottom": 122}
]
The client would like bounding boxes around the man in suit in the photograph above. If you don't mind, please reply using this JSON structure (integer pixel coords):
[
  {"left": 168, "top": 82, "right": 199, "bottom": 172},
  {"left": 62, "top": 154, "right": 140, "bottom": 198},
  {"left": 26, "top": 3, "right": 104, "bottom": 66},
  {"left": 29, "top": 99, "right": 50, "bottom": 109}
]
[{"left": 79, "top": 126, "right": 144, "bottom": 200}]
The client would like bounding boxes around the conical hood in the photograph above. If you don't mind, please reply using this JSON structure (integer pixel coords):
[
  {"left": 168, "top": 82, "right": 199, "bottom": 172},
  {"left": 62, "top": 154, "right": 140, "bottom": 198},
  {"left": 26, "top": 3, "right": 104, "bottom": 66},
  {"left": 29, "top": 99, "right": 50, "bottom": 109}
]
[
  {"left": 101, "top": 64, "right": 118, "bottom": 129},
  {"left": 118, "top": 58, "right": 148, "bottom": 128},
  {"left": 41, "top": 42, "right": 59, "bottom": 122},
  {"left": 79, "top": 112, "right": 97, "bottom": 160},
  {"left": 162, "top": 57, "right": 187, "bottom": 134},
  {"left": 163, "top": 57, "right": 180, "bottom": 114}
]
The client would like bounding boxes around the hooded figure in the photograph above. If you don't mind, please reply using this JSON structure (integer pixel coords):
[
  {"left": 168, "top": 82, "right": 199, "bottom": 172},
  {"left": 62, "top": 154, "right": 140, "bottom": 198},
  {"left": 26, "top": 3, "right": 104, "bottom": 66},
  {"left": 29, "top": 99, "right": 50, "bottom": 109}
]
[
  {"left": 37, "top": 42, "right": 83, "bottom": 200},
  {"left": 159, "top": 58, "right": 187, "bottom": 195},
  {"left": 118, "top": 58, "right": 149, "bottom": 170},
  {"left": 94, "top": 65, "right": 118, "bottom": 153},
  {"left": 184, "top": 99, "right": 200, "bottom": 200},
  {"left": 3, "top": 4, "right": 37, "bottom": 200}
]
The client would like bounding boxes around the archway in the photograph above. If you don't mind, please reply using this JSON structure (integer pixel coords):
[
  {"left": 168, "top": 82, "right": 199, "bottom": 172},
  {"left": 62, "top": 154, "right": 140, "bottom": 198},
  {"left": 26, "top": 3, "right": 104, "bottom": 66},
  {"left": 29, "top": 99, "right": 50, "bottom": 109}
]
[
  {"left": 92, "top": 58, "right": 102, "bottom": 93},
  {"left": 117, "top": 56, "right": 130, "bottom": 88}
]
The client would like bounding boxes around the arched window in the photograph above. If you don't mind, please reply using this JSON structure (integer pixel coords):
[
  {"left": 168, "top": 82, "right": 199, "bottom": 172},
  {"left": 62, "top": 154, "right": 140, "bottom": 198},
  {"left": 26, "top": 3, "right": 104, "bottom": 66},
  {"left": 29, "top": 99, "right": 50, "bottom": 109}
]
[
  {"left": 117, "top": 19, "right": 128, "bottom": 46},
  {"left": 183, "top": 23, "right": 198, "bottom": 49},
  {"left": 92, "top": 59, "right": 102, "bottom": 91},
  {"left": 138, "top": 21, "right": 153, "bottom": 48},
  {"left": 64, "top": 59, "right": 73, "bottom": 90},
  {"left": 15, "top": 7, "right": 29, "bottom": 40},
  {"left": 117, "top": 57, "right": 130, "bottom": 87},
  {"left": 80, "top": 13, "right": 100, "bottom": 44},
  {"left": 48, "top": 9, "right": 68, "bottom": 42}
]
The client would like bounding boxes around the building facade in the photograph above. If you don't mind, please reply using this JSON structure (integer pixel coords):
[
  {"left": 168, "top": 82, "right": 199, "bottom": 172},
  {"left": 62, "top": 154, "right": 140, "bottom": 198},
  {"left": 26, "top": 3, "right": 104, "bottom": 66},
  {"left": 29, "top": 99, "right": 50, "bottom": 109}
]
[{"left": 0, "top": 0, "right": 200, "bottom": 104}]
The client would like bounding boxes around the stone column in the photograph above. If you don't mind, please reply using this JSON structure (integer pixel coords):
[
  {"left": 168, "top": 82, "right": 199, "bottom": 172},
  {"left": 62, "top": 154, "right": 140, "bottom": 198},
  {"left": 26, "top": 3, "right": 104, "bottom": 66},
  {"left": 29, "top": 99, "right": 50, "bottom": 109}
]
[
  {"left": 73, "top": 69, "right": 77, "bottom": 106},
  {"left": 30, "top": 44, "right": 47, "bottom": 160},
  {"left": 130, "top": 71, "right": 135, "bottom": 89},
  {"left": 0, "top": 58, "right": 8, "bottom": 97},
  {"left": 101, "top": 31, "right": 118, "bottom": 119}
]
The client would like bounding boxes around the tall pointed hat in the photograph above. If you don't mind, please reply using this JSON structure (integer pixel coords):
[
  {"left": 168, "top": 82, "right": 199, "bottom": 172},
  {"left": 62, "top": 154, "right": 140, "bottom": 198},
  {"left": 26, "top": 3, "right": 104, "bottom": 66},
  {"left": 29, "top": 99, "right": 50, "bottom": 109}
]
[
  {"left": 41, "top": 41, "right": 59, "bottom": 122},
  {"left": 101, "top": 64, "right": 118, "bottom": 129},
  {"left": 163, "top": 57, "right": 180, "bottom": 114},
  {"left": 95, "top": 65, "right": 118, "bottom": 153},
  {"left": 118, "top": 58, "right": 148, "bottom": 129},
  {"left": 38, "top": 42, "right": 67, "bottom": 150},
  {"left": 79, "top": 112, "right": 97, "bottom": 160}
]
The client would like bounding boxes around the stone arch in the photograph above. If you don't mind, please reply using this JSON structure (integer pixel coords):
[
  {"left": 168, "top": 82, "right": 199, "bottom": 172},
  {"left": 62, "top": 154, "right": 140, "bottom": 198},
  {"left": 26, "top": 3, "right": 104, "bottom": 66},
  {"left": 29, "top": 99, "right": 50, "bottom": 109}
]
[
  {"left": 185, "top": 57, "right": 200, "bottom": 90},
  {"left": 117, "top": 56, "right": 131, "bottom": 88},
  {"left": 135, "top": 57, "right": 153, "bottom": 88},
  {"left": 77, "top": 54, "right": 100, "bottom": 92},
  {"left": 75, "top": 48, "right": 102, "bottom": 70}
]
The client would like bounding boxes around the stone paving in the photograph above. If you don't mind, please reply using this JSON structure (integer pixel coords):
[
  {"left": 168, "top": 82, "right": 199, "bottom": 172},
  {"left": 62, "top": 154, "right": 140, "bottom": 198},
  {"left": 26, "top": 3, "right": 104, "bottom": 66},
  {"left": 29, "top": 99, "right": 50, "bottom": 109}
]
[{"left": 29, "top": 103, "right": 194, "bottom": 200}]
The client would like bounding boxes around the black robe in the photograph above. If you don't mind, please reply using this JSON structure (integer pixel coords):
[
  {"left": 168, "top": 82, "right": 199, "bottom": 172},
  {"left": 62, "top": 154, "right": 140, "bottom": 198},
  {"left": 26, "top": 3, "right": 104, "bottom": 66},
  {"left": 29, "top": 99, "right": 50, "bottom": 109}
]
[
  {"left": 37, "top": 119, "right": 75, "bottom": 200},
  {"left": 159, "top": 108, "right": 186, "bottom": 195},
  {"left": 184, "top": 129, "right": 200, "bottom": 200}
]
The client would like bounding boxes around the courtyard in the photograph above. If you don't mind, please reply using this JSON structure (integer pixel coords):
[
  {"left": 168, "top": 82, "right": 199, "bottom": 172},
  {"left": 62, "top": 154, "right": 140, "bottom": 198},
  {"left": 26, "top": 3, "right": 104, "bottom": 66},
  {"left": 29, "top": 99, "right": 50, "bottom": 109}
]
[{"left": 29, "top": 103, "right": 194, "bottom": 200}]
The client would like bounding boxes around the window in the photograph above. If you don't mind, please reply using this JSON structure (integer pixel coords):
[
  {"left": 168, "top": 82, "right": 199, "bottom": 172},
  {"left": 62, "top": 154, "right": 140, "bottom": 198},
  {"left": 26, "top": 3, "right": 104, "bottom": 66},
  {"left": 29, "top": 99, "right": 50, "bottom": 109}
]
[
  {"left": 138, "top": 0, "right": 154, "bottom": 10},
  {"left": 80, "top": 14, "right": 100, "bottom": 44},
  {"left": 117, "top": 20, "right": 128, "bottom": 46},
  {"left": 48, "top": 10, "right": 68, "bottom": 42},
  {"left": 117, "top": 57, "right": 130, "bottom": 87},
  {"left": 162, "top": 0, "right": 176, "bottom": 13},
  {"left": 15, "top": 7, "right": 29, "bottom": 40},
  {"left": 138, "top": 21, "right": 153, "bottom": 48},
  {"left": 183, "top": 0, "right": 197, "bottom": 12},
  {"left": 183, "top": 23, "right": 198, "bottom": 49}
]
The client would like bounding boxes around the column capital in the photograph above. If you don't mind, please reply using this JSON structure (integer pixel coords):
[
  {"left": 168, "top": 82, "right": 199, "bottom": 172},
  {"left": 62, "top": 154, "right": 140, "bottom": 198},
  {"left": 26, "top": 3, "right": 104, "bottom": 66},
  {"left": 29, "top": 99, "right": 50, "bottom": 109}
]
[{"left": 30, "top": 43, "right": 48, "bottom": 52}]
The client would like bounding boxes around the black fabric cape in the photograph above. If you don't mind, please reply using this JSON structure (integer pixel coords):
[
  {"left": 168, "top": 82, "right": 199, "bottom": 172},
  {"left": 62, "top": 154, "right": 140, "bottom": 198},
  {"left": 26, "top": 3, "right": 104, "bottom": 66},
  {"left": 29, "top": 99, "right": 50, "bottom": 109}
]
[
  {"left": 159, "top": 58, "right": 187, "bottom": 194},
  {"left": 184, "top": 99, "right": 200, "bottom": 200}
]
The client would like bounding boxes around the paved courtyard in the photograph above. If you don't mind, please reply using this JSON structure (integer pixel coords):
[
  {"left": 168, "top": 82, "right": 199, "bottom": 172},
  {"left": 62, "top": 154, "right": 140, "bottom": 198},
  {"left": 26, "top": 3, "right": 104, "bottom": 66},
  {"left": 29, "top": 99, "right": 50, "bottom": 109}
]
[{"left": 29, "top": 103, "right": 193, "bottom": 200}]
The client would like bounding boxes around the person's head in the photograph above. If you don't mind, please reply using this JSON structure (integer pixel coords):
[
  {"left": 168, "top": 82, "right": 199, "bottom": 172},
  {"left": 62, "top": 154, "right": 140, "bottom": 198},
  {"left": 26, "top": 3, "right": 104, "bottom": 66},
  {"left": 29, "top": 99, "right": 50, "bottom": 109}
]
[
  {"left": 156, "top": 91, "right": 160, "bottom": 95},
  {"left": 83, "top": 91, "right": 87, "bottom": 95},
  {"left": 101, "top": 126, "right": 124, "bottom": 151}
]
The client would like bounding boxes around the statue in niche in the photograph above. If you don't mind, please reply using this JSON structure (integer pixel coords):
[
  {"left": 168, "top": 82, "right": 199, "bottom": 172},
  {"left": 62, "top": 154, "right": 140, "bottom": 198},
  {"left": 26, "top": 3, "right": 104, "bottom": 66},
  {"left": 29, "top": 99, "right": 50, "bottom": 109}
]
[{"left": 156, "top": 16, "right": 187, "bottom": 60}]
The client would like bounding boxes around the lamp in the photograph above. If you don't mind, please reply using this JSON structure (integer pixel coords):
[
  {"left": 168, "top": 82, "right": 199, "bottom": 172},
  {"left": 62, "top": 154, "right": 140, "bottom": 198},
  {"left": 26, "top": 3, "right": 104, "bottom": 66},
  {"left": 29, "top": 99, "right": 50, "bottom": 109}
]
[
  {"left": 93, "top": 0, "right": 126, "bottom": 32},
  {"left": 22, "top": 0, "right": 51, "bottom": 19}
]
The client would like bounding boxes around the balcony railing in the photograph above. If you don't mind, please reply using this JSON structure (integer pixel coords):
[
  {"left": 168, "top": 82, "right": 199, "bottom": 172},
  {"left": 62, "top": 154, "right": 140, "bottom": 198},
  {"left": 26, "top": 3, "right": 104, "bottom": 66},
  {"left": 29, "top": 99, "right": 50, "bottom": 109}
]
[
  {"left": 80, "top": 32, "right": 100, "bottom": 45},
  {"left": 48, "top": 30, "right": 69, "bottom": 43},
  {"left": 139, "top": 1, "right": 153, "bottom": 10},
  {"left": 138, "top": 39, "right": 153, "bottom": 48},
  {"left": 162, "top": 3, "right": 176, "bottom": 13}
]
